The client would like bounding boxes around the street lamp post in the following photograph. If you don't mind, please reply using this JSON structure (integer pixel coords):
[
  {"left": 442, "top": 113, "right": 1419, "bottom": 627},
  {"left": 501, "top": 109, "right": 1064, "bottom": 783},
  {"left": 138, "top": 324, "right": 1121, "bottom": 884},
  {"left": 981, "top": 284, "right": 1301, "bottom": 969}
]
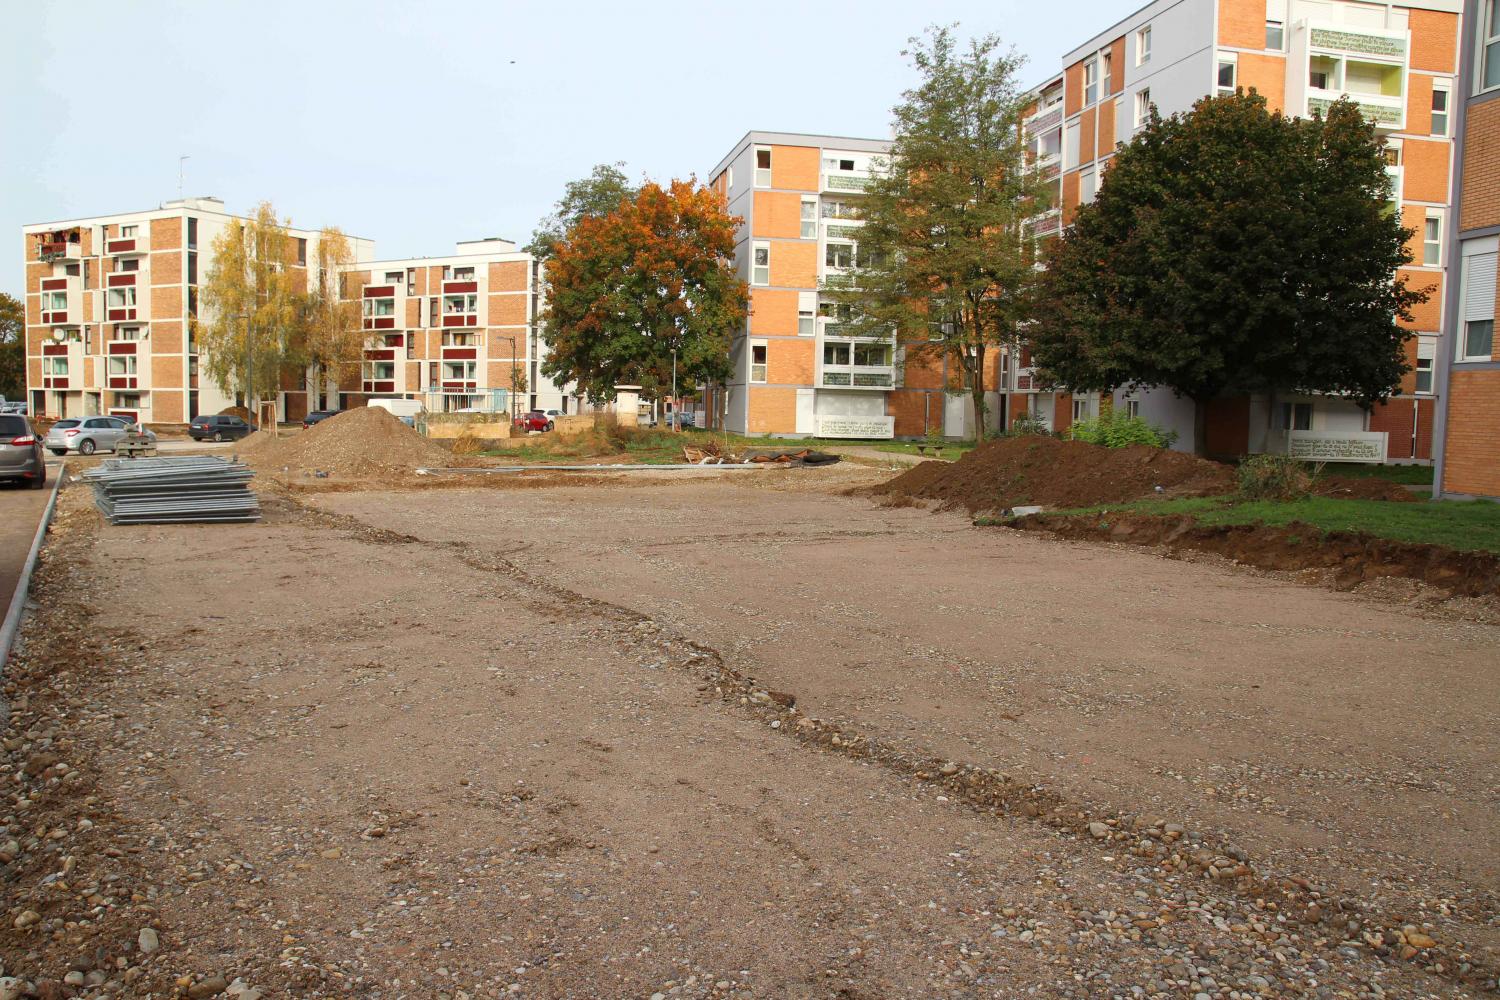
[
  {"left": 670, "top": 349, "right": 678, "bottom": 432},
  {"left": 236, "top": 312, "right": 251, "bottom": 418}
]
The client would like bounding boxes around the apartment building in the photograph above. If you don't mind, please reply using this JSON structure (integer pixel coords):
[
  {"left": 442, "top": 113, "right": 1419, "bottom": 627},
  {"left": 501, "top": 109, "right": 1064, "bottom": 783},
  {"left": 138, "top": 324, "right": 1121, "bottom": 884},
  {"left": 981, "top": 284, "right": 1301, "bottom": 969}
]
[
  {"left": 336, "top": 239, "right": 578, "bottom": 417},
  {"left": 1432, "top": 0, "right": 1500, "bottom": 497},
  {"left": 21, "top": 198, "right": 374, "bottom": 425},
  {"left": 1017, "top": 0, "right": 1462, "bottom": 461}
]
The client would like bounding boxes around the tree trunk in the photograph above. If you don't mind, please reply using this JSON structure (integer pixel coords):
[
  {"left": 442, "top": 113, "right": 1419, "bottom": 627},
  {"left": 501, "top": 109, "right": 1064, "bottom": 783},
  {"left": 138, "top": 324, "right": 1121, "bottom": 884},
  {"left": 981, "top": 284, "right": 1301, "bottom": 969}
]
[
  {"left": 1192, "top": 397, "right": 1209, "bottom": 456},
  {"left": 971, "top": 342, "right": 987, "bottom": 443}
]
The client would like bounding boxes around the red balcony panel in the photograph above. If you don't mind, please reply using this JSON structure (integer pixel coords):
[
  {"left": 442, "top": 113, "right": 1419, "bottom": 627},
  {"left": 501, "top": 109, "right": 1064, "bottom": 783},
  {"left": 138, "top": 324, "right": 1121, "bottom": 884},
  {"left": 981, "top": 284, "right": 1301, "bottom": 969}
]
[
  {"left": 107, "top": 239, "right": 136, "bottom": 253},
  {"left": 108, "top": 376, "right": 137, "bottom": 389},
  {"left": 364, "top": 348, "right": 396, "bottom": 361},
  {"left": 108, "top": 309, "right": 127, "bottom": 321},
  {"left": 466, "top": 314, "right": 477, "bottom": 327},
  {"left": 371, "top": 380, "right": 396, "bottom": 393},
  {"left": 40, "top": 278, "right": 68, "bottom": 291},
  {"left": 372, "top": 317, "right": 396, "bottom": 330},
  {"left": 44, "top": 378, "right": 69, "bottom": 389},
  {"left": 108, "top": 342, "right": 137, "bottom": 355},
  {"left": 443, "top": 347, "right": 477, "bottom": 360},
  {"left": 362, "top": 318, "right": 374, "bottom": 330},
  {"left": 441, "top": 380, "right": 477, "bottom": 390},
  {"left": 444, "top": 281, "right": 478, "bottom": 294},
  {"left": 108, "top": 273, "right": 136, "bottom": 287},
  {"left": 40, "top": 242, "right": 66, "bottom": 257},
  {"left": 363, "top": 285, "right": 395, "bottom": 298},
  {"left": 127, "top": 308, "right": 137, "bottom": 320},
  {"left": 43, "top": 344, "right": 68, "bottom": 357},
  {"left": 46, "top": 312, "right": 68, "bottom": 324},
  {"left": 442, "top": 315, "right": 466, "bottom": 327}
]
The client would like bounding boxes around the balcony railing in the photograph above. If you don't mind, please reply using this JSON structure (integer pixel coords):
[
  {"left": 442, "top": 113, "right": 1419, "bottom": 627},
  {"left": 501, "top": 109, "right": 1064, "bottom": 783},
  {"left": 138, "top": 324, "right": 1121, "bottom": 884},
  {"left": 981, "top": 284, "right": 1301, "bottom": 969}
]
[
  {"left": 823, "top": 173, "right": 873, "bottom": 193},
  {"left": 821, "top": 367, "right": 894, "bottom": 389},
  {"left": 1307, "top": 90, "right": 1403, "bottom": 128},
  {"left": 38, "top": 240, "right": 82, "bottom": 262},
  {"left": 1308, "top": 26, "right": 1407, "bottom": 59},
  {"left": 1024, "top": 105, "right": 1064, "bottom": 137}
]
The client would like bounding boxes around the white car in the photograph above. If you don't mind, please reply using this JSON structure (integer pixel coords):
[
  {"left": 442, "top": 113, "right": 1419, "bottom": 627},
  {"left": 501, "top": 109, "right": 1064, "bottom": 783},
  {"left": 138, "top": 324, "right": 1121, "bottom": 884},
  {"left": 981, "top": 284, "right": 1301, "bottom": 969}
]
[{"left": 43, "top": 416, "right": 158, "bottom": 456}]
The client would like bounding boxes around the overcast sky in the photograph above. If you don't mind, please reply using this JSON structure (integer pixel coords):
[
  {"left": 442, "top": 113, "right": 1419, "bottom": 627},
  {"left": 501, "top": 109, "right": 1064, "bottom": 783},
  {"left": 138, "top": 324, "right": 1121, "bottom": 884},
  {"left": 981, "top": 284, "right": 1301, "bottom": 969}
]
[{"left": 2, "top": 0, "right": 1124, "bottom": 296}]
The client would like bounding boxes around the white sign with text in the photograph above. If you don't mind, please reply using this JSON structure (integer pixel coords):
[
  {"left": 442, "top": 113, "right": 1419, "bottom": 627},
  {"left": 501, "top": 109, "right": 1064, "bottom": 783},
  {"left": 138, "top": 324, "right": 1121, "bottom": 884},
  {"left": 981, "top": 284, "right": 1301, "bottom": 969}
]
[
  {"left": 1287, "top": 430, "right": 1388, "bottom": 464},
  {"left": 814, "top": 415, "right": 896, "bottom": 439}
]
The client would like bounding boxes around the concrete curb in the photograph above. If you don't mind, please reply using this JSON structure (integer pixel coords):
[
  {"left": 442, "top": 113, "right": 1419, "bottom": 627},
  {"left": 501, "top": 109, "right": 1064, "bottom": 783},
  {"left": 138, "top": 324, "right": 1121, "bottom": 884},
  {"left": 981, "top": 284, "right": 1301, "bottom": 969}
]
[{"left": 0, "top": 463, "right": 65, "bottom": 673}]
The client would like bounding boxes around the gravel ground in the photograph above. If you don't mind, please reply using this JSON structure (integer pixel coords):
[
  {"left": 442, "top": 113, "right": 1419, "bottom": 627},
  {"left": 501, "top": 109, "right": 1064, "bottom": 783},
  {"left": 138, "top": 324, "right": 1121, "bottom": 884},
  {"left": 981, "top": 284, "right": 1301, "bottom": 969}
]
[{"left": 0, "top": 469, "right": 1493, "bottom": 999}]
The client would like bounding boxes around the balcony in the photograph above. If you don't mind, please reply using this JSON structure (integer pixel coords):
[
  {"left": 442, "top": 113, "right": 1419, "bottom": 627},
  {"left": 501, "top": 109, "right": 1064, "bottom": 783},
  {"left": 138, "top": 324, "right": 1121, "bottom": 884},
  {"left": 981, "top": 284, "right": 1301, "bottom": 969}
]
[
  {"left": 1030, "top": 212, "right": 1062, "bottom": 238},
  {"left": 1013, "top": 366, "right": 1040, "bottom": 392},
  {"left": 821, "top": 366, "right": 894, "bottom": 389},
  {"left": 37, "top": 238, "right": 83, "bottom": 262},
  {"left": 1024, "top": 104, "right": 1064, "bottom": 138},
  {"left": 822, "top": 172, "right": 874, "bottom": 194},
  {"left": 1308, "top": 25, "right": 1407, "bottom": 60},
  {"left": 107, "top": 236, "right": 146, "bottom": 256},
  {"left": 1307, "top": 89, "right": 1403, "bottom": 128}
]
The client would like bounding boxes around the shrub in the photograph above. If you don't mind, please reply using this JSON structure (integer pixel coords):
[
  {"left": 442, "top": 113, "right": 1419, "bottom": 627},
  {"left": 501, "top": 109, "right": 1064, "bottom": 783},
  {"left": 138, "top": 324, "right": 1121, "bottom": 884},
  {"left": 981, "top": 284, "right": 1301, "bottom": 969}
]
[
  {"left": 1237, "top": 453, "right": 1319, "bottom": 501},
  {"left": 1068, "top": 410, "right": 1176, "bottom": 449},
  {"left": 1007, "top": 413, "right": 1054, "bottom": 438}
]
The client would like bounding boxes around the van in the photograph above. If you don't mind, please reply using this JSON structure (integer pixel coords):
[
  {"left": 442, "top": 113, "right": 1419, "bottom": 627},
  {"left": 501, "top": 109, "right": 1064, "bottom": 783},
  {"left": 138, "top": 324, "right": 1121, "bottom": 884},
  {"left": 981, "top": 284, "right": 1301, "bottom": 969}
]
[{"left": 367, "top": 398, "right": 423, "bottom": 420}]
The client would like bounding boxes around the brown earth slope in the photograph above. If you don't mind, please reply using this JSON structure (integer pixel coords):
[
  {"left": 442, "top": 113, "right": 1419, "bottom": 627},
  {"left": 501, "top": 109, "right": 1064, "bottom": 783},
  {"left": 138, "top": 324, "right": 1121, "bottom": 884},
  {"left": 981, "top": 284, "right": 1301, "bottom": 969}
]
[
  {"left": 868, "top": 436, "right": 1234, "bottom": 513},
  {"left": 239, "top": 406, "right": 451, "bottom": 480}
]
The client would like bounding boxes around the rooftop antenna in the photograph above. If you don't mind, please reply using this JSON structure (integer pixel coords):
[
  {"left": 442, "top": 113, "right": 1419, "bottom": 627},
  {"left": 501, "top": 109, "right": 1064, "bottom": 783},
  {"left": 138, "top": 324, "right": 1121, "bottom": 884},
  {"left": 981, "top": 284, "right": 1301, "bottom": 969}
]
[{"left": 178, "top": 155, "right": 190, "bottom": 199}]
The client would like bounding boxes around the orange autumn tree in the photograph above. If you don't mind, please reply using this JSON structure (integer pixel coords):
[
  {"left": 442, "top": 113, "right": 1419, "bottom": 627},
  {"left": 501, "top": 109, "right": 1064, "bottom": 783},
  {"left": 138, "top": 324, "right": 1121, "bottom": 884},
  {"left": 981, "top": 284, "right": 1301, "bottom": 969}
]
[{"left": 541, "top": 179, "right": 747, "bottom": 404}]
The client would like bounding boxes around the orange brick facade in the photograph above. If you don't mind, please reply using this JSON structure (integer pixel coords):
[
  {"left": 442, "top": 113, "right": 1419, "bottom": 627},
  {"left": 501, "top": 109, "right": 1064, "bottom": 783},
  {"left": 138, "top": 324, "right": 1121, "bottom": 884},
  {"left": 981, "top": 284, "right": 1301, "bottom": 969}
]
[{"left": 1441, "top": 372, "right": 1500, "bottom": 496}]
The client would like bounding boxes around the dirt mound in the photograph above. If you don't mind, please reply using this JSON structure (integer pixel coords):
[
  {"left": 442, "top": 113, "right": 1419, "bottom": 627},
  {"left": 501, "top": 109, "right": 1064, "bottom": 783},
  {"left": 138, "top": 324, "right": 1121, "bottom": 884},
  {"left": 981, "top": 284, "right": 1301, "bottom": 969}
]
[
  {"left": 1315, "top": 476, "right": 1420, "bottom": 502},
  {"left": 238, "top": 405, "right": 452, "bottom": 479},
  {"left": 868, "top": 436, "right": 1234, "bottom": 513},
  {"left": 1005, "top": 512, "right": 1500, "bottom": 599}
]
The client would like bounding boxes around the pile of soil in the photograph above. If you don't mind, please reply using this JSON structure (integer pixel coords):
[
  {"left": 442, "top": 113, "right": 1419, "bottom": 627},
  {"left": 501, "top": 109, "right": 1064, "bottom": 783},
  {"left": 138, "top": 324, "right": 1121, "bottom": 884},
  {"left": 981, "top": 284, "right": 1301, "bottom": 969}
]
[
  {"left": 868, "top": 436, "right": 1234, "bottom": 514},
  {"left": 1315, "top": 476, "right": 1420, "bottom": 502},
  {"left": 1004, "top": 512, "right": 1500, "bottom": 599},
  {"left": 238, "top": 405, "right": 452, "bottom": 479}
]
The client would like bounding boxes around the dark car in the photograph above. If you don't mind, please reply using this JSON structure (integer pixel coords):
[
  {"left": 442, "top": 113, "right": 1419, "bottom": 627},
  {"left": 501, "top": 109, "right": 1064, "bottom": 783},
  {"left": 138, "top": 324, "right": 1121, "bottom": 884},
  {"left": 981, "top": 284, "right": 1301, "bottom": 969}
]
[
  {"left": 302, "top": 409, "right": 342, "bottom": 429},
  {"left": 512, "top": 410, "right": 554, "bottom": 433},
  {"left": 188, "top": 414, "right": 253, "bottom": 442},
  {"left": 0, "top": 414, "right": 46, "bottom": 489}
]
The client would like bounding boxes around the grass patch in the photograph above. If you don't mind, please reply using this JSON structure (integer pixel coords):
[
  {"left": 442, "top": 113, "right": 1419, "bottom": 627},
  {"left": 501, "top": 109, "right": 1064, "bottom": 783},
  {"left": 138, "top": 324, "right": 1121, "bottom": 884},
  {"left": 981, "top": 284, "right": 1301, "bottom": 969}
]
[
  {"left": 872, "top": 440, "right": 977, "bottom": 461},
  {"left": 1051, "top": 495, "right": 1500, "bottom": 553},
  {"left": 1318, "top": 462, "right": 1434, "bottom": 485}
]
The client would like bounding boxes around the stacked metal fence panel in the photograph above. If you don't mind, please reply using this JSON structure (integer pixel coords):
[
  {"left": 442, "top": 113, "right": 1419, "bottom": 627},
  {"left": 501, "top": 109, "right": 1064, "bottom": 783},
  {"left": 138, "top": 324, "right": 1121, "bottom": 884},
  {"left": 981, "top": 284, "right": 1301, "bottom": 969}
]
[{"left": 81, "top": 456, "right": 261, "bottom": 525}]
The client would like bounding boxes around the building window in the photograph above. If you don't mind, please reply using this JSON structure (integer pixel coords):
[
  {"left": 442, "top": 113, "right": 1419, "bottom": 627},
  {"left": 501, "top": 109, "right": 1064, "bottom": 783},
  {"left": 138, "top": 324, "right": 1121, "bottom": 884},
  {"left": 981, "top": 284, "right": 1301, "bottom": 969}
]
[
  {"left": 754, "top": 148, "right": 771, "bottom": 188},
  {"left": 384, "top": 270, "right": 403, "bottom": 284},
  {"left": 429, "top": 296, "right": 439, "bottom": 325},
  {"left": 750, "top": 342, "right": 768, "bottom": 383},
  {"left": 821, "top": 198, "right": 856, "bottom": 219},
  {"left": 1431, "top": 81, "right": 1450, "bottom": 136},
  {"left": 1101, "top": 51, "right": 1113, "bottom": 95},
  {"left": 823, "top": 342, "right": 850, "bottom": 366},
  {"left": 106, "top": 287, "right": 136, "bottom": 308},
  {"left": 1072, "top": 396, "right": 1092, "bottom": 422},
  {"left": 826, "top": 242, "right": 854, "bottom": 269},
  {"left": 1459, "top": 245, "right": 1497, "bottom": 360},
  {"left": 1124, "top": 397, "right": 1141, "bottom": 418},
  {"left": 364, "top": 297, "right": 395, "bottom": 318},
  {"left": 187, "top": 217, "right": 197, "bottom": 249},
  {"left": 1282, "top": 402, "right": 1312, "bottom": 431},
  {"left": 1485, "top": 0, "right": 1500, "bottom": 91},
  {"left": 798, "top": 307, "right": 815, "bottom": 336},
  {"left": 452, "top": 266, "right": 475, "bottom": 281},
  {"left": 1423, "top": 213, "right": 1443, "bottom": 267},
  {"left": 407, "top": 269, "right": 416, "bottom": 295},
  {"left": 853, "top": 343, "right": 889, "bottom": 367},
  {"left": 1266, "top": 20, "right": 1284, "bottom": 50},
  {"left": 1415, "top": 341, "right": 1435, "bottom": 394},
  {"left": 187, "top": 251, "right": 197, "bottom": 285},
  {"left": 296, "top": 238, "right": 308, "bottom": 266},
  {"left": 1135, "top": 88, "right": 1152, "bottom": 128},
  {"left": 752, "top": 243, "right": 770, "bottom": 285},
  {"left": 801, "top": 199, "right": 818, "bottom": 239},
  {"left": 1136, "top": 26, "right": 1151, "bottom": 65},
  {"left": 120, "top": 225, "right": 138, "bottom": 238},
  {"left": 1080, "top": 168, "right": 1097, "bottom": 204},
  {"left": 1084, "top": 58, "right": 1099, "bottom": 105},
  {"left": 188, "top": 287, "right": 198, "bottom": 318},
  {"left": 1465, "top": 320, "right": 1494, "bottom": 360},
  {"left": 1217, "top": 53, "right": 1237, "bottom": 96},
  {"left": 443, "top": 294, "right": 477, "bottom": 314},
  {"left": 43, "top": 291, "right": 66, "bottom": 311},
  {"left": 107, "top": 355, "right": 139, "bottom": 376}
]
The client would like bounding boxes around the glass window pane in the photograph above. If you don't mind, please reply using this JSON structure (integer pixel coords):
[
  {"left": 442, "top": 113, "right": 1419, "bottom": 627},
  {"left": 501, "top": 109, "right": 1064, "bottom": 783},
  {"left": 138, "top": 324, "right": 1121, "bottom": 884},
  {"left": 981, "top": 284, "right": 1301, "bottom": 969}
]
[
  {"left": 1466, "top": 320, "right": 1495, "bottom": 359},
  {"left": 1487, "top": 41, "right": 1500, "bottom": 89}
]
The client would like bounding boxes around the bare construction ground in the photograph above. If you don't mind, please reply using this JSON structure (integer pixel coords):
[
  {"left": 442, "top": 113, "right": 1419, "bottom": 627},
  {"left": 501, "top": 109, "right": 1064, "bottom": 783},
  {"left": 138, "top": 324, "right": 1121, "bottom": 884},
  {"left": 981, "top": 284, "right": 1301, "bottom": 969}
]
[{"left": 0, "top": 467, "right": 1495, "bottom": 999}]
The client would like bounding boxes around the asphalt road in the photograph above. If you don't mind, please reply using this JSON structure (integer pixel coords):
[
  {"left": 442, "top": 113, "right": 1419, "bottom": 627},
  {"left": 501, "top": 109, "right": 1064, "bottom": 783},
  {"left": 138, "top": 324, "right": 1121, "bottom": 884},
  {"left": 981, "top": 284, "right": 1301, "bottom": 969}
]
[{"left": 0, "top": 458, "right": 63, "bottom": 623}]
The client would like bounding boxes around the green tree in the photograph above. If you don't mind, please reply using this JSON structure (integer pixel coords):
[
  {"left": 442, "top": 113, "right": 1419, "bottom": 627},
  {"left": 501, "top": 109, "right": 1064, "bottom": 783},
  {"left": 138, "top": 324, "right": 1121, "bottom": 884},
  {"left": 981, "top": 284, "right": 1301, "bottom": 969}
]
[
  {"left": 541, "top": 179, "right": 747, "bottom": 403},
  {"left": 297, "top": 227, "right": 361, "bottom": 409},
  {"left": 1029, "top": 92, "right": 1427, "bottom": 453},
  {"left": 195, "top": 201, "right": 301, "bottom": 408},
  {"left": 524, "top": 163, "right": 638, "bottom": 259},
  {"left": 835, "top": 25, "right": 1047, "bottom": 440},
  {"left": 0, "top": 293, "right": 23, "bottom": 402}
]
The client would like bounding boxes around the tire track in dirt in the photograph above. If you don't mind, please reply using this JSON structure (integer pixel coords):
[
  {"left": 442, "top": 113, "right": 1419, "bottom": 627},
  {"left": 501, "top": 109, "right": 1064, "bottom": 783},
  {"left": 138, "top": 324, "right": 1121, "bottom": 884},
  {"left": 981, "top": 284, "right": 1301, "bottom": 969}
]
[{"left": 286, "top": 492, "right": 1497, "bottom": 994}]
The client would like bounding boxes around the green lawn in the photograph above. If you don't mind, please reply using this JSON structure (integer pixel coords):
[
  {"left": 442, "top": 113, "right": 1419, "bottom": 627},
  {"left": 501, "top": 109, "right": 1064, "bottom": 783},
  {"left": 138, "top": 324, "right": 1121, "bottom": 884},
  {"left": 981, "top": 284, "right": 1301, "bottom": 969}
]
[
  {"left": 1045, "top": 495, "right": 1500, "bottom": 553},
  {"left": 1318, "top": 462, "right": 1434, "bottom": 485}
]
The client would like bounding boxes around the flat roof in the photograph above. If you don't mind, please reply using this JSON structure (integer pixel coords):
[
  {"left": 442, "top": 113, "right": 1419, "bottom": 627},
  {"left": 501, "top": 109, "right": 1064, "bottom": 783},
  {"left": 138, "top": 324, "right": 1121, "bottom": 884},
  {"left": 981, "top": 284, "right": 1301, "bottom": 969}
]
[
  {"left": 24, "top": 202, "right": 370, "bottom": 242},
  {"left": 710, "top": 130, "right": 891, "bottom": 181}
]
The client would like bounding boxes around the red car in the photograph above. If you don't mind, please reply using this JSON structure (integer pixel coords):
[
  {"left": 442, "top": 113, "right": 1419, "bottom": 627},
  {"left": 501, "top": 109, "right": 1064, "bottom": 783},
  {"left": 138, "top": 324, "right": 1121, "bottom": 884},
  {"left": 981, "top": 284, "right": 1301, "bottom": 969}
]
[{"left": 512, "top": 411, "right": 554, "bottom": 433}]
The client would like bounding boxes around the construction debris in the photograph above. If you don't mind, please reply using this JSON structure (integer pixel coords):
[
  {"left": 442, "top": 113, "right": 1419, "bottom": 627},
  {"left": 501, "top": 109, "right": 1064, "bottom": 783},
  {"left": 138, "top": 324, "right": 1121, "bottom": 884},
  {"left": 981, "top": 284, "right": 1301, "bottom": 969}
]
[
  {"left": 81, "top": 456, "right": 261, "bottom": 525},
  {"left": 683, "top": 444, "right": 840, "bottom": 467}
]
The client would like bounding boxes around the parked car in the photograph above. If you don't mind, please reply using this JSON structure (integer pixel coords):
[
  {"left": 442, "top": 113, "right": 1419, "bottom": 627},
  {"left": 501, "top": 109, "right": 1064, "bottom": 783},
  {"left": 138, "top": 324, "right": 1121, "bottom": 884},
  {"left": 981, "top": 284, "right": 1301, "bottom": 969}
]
[
  {"left": 303, "top": 409, "right": 342, "bottom": 429},
  {"left": 188, "top": 414, "right": 253, "bottom": 442},
  {"left": 0, "top": 414, "right": 46, "bottom": 489},
  {"left": 44, "top": 416, "right": 158, "bottom": 456},
  {"left": 512, "top": 410, "right": 554, "bottom": 433},
  {"left": 0, "top": 401, "right": 28, "bottom": 416}
]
